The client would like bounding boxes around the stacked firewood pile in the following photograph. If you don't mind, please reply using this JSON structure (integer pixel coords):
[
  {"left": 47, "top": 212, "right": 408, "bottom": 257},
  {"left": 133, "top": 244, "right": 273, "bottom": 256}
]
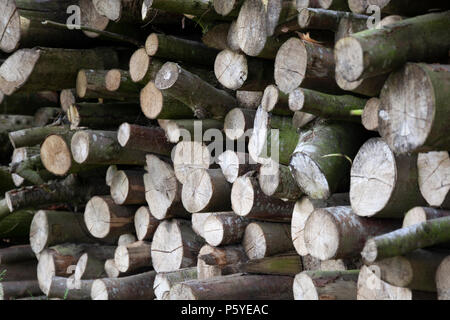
[{"left": 0, "top": 0, "right": 449, "bottom": 300}]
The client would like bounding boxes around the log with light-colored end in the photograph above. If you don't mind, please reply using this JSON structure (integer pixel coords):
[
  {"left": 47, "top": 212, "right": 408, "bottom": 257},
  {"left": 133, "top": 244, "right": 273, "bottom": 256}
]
[
  {"left": 350, "top": 138, "right": 427, "bottom": 218},
  {"left": 203, "top": 213, "right": 250, "bottom": 247},
  {"left": 40, "top": 134, "right": 73, "bottom": 176},
  {"left": 213, "top": 0, "right": 243, "bottom": 16},
  {"left": 134, "top": 206, "right": 160, "bottom": 241},
  {"left": 403, "top": 207, "right": 450, "bottom": 228},
  {"left": 217, "top": 151, "right": 258, "bottom": 184},
  {"left": 153, "top": 268, "right": 198, "bottom": 300},
  {"left": 243, "top": 222, "right": 293, "bottom": 259},
  {"left": 173, "top": 141, "right": 211, "bottom": 185},
  {"left": 261, "top": 84, "right": 291, "bottom": 115},
  {"left": 197, "top": 244, "right": 248, "bottom": 280},
  {"left": 110, "top": 170, "right": 146, "bottom": 205},
  {"left": 151, "top": 219, "right": 204, "bottom": 273},
  {"left": 236, "top": 90, "right": 263, "bottom": 109},
  {"left": 182, "top": 169, "right": 231, "bottom": 213},
  {"left": 129, "top": 48, "right": 151, "bottom": 83},
  {"left": 335, "top": 72, "right": 386, "bottom": 97},
  {"left": 436, "top": 256, "right": 450, "bottom": 300},
  {"left": 224, "top": 108, "right": 255, "bottom": 140},
  {"left": 294, "top": 270, "right": 359, "bottom": 300},
  {"left": 114, "top": 241, "right": 152, "bottom": 273},
  {"left": 259, "top": 159, "right": 303, "bottom": 201},
  {"left": 304, "top": 206, "right": 399, "bottom": 260},
  {"left": 118, "top": 234, "right": 137, "bottom": 246},
  {"left": 362, "top": 97, "right": 380, "bottom": 131}
]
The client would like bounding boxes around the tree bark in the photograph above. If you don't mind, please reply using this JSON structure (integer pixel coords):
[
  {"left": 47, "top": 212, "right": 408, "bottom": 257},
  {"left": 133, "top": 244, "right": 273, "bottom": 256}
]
[
  {"left": 350, "top": 138, "right": 427, "bottom": 218},
  {"left": 202, "top": 23, "right": 230, "bottom": 50},
  {"left": 294, "top": 270, "right": 359, "bottom": 300},
  {"left": 236, "top": 90, "right": 263, "bottom": 109},
  {"left": 151, "top": 219, "right": 204, "bottom": 273},
  {"left": 0, "top": 209, "right": 35, "bottom": 239},
  {"left": 361, "top": 216, "right": 450, "bottom": 264},
  {"left": 134, "top": 206, "right": 161, "bottom": 241},
  {"left": 197, "top": 244, "right": 248, "bottom": 280},
  {"left": 203, "top": 212, "right": 250, "bottom": 246},
  {"left": 243, "top": 221, "right": 294, "bottom": 259},
  {"left": 0, "top": 91, "right": 58, "bottom": 115},
  {"left": 361, "top": 97, "right": 380, "bottom": 131},
  {"left": 114, "top": 241, "right": 152, "bottom": 273},
  {"left": 298, "top": 8, "right": 365, "bottom": 31},
  {"left": 403, "top": 207, "right": 450, "bottom": 228},
  {"left": 335, "top": 11, "right": 450, "bottom": 81},
  {"left": 0, "top": 245, "right": 35, "bottom": 264},
  {"left": 304, "top": 206, "right": 400, "bottom": 260},
  {"left": 153, "top": 267, "right": 197, "bottom": 300},
  {"left": 0, "top": 260, "right": 37, "bottom": 281},
  {"left": 47, "top": 277, "right": 93, "bottom": 300},
  {"left": 417, "top": 152, "right": 450, "bottom": 208},
  {"left": 9, "top": 125, "right": 71, "bottom": 149},
  {"left": 110, "top": 169, "right": 146, "bottom": 205},
  {"left": 0, "top": 280, "right": 42, "bottom": 300},
  {"left": 228, "top": 254, "right": 303, "bottom": 276},
  {"left": 436, "top": 256, "right": 450, "bottom": 300},
  {"left": 378, "top": 63, "right": 450, "bottom": 154}
]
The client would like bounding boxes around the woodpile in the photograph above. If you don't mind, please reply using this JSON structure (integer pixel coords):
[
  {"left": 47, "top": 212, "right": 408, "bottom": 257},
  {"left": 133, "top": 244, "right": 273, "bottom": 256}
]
[{"left": 0, "top": 0, "right": 449, "bottom": 301}]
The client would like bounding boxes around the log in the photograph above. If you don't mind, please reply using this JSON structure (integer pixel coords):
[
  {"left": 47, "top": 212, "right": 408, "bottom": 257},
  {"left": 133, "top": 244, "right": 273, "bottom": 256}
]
[
  {"left": 230, "top": 254, "right": 303, "bottom": 276},
  {"left": 155, "top": 62, "right": 237, "bottom": 119},
  {"left": 0, "top": 91, "right": 58, "bottom": 115},
  {"left": 0, "top": 209, "right": 35, "bottom": 239},
  {"left": 217, "top": 151, "right": 259, "bottom": 184},
  {"left": 114, "top": 241, "right": 152, "bottom": 273},
  {"left": 129, "top": 49, "right": 161, "bottom": 84},
  {"left": 361, "top": 97, "right": 380, "bottom": 131},
  {"left": 47, "top": 277, "right": 93, "bottom": 300},
  {"left": 258, "top": 159, "right": 304, "bottom": 201},
  {"left": 134, "top": 206, "right": 161, "bottom": 241},
  {"left": 292, "top": 111, "right": 317, "bottom": 130},
  {"left": 304, "top": 206, "right": 399, "bottom": 260},
  {"left": 335, "top": 72, "right": 387, "bottom": 97},
  {"left": 169, "top": 273, "right": 294, "bottom": 300},
  {"left": 361, "top": 216, "right": 450, "bottom": 264},
  {"left": 334, "top": 11, "right": 368, "bottom": 42},
  {"left": 203, "top": 212, "right": 250, "bottom": 246},
  {"left": 91, "top": 270, "right": 156, "bottom": 300},
  {"left": 261, "top": 85, "right": 291, "bottom": 116},
  {"left": 153, "top": 267, "right": 197, "bottom": 300},
  {"left": 335, "top": 12, "right": 450, "bottom": 81},
  {"left": 5, "top": 174, "right": 109, "bottom": 213},
  {"left": 403, "top": 207, "right": 450, "bottom": 228},
  {"left": 71, "top": 130, "right": 147, "bottom": 166},
  {"left": 274, "top": 37, "right": 339, "bottom": 94},
  {"left": 158, "top": 119, "right": 223, "bottom": 143},
  {"left": 29, "top": 210, "right": 97, "bottom": 254},
  {"left": 74, "top": 251, "right": 111, "bottom": 281},
  {"left": 288, "top": 87, "right": 366, "bottom": 121},
  {"left": 140, "top": 81, "right": 194, "bottom": 120},
  {"left": 290, "top": 121, "right": 367, "bottom": 200},
  {"left": 371, "top": 249, "right": 447, "bottom": 292},
  {"left": 0, "top": 166, "right": 14, "bottom": 193},
  {"left": 348, "top": 0, "right": 450, "bottom": 16},
  {"left": 242, "top": 222, "right": 294, "bottom": 259},
  {"left": 151, "top": 219, "right": 204, "bottom": 273},
  {"left": 378, "top": 63, "right": 450, "bottom": 154},
  {"left": 118, "top": 234, "right": 137, "bottom": 246},
  {"left": 182, "top": 169, "right": 231, "bottom": 213},
  {"left": 33, "top": 107, "right": 61, "bottom": 127},
  {"left": 417, "top": 152, "right": 450, "bottom": 208},
  {"left": 202, "top": 23, "right": 230, "bottom": 50},
  {"left": 357, "top": 265, "right": 412, "bottom": 300},
  {"left": 0, "top": 260, "right": 37, "bottom": 282},
  {"left": 0, "top": 47, "right": 120, "bottom": 95},
  {"left": 293, "top": 270, "right": 359, "bottom": 300},
  {"left": 291, "top": 193, "right": 349, "bottom": 256},
  {"left": 191, "top": 212, "right": 222, "bottom": 239},
  {"left": 9, "top": 125, "right": 70, "bottom": 149},
  {"left": 144, "top": 154, "right": 190, "bottom": 220},
  {"left": 350, "top": 138, "right": 427, "bottom": 218},
  {"left": 224, "top": 108, "right": 255, "bottom": 140},
  {"left": 110, "top": 170, "right": 146, "bottom": 205},
  {"left": 9, "top": 154, "right": 54, "bottom": 187},
  {"left": 227, "top": 20, "right": 242, "bottom": 51},
  {"left": 60, "top": 89, "right": 90, "bottom": 112},
  {"left": 0, "top": 245, "right": 35, "bottom": 264},
  {"left": 436, "top": 256, "right": 450, "bottom": 300},
  {"left": 145, "top": 33, "right": 218, "bottom": 66},
  {"left": 298, "top": 8, "right": 364, "bottom": 31},
  {"left": 77, "top": 69, "right": 128, "bottom": 100},
  {"left": 84, "top": 196, "right": 137, "bottom": 241},
  {"left": 117, "top": 123, "right": 173, "bottom": 156},
  {"left": 10, "top": 146, "right": 41, "bottom": 187},
  {"left": 236, "top": 90, "right": 263, "bottom": 109},
  {"left": 105, "top": 69, "right": 142, "bottom": 98},
  {"left": 0, "top": 280, "right": 42, "bottom": 300},
  {"left": 213, "top": 0, "right": 244, "bottom": 16},
  {"left": 173, "top": 141, "right": 212, "bottom": 185},
  {"left": 214, "top": 49, "right": 275, "bottom": 91},
  {"left": 197, "top": 244, "right": 248, "bottom": 280}
]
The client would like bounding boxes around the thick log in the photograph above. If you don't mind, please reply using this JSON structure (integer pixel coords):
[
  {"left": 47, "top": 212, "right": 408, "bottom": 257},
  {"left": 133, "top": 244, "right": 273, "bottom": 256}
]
[
  {"left": 214, "top": 49, "right": 275, "bottom": 91},
  {"left": 348, "top": 0, "right": 450, "bottom": 16},
  {"left": 169, "top": 273, "right": 294, "bottom": 300},
  {"left": 71, "top": 130, "right": 147, "bottom": 166},
  {"left": 129, "top": 49, "right": 161, "bottom": 84},
  {"left": 134, "top": 206, "right": 160, "bottom": 241},
  {"left": 403, "top": 207, "right": 450, "bottom": 228},
  {"left": 378, "top": 63, "right": 450, "bottom": 154},
  {"left": 236, "top": 90, "right": 263, "bottom": 109},
  {"left": 155, "top": 62, "right": 237, "bottom": 119},
  {"left": 357, "top": 265, "right": 412, "bottom": 300},
  {"left": 417, "top": 152, "right": 450, "bottom": 208},
  {"left": 291, "top": 194, "right": 349, "bottom": 256},
  {"left": 153, "top": 267, "right": 197, "bottom": 300},
  {"left": 114, "top": 241, "right": 152, "bottom": 273},
  {"left": 203, "top": 212, "right": 250, "bottom": 246},
  {"left": 47, "top": 277, "right": 93, "bottom": 300},
  {"left": 0, "top": 261, "right": 37, "bottom": 282},
  {"left": 151, "top": 219, "right": 204, "bottom": 273},
  {"left": 304, "top": 206, "right": 399, "bottom": 260},
  {"left": 145, "top": 33, "right": 218, "bottom": 66},
  {"left": 0, "top": 209, "right": 35, "bottom": 239},
  {"left": 274, "top": 38, "right": 339, "bottom": 94},
  {"left": 258, "top": 159, "right": 304, "bottom": 201},
  {"left": 91, "top": 270, "right": 156, "bottom": 300},
  {"left": 9, "top": 125, "right": 70, "bottom": 149},
  {"left": 290, "top": 121, "right": 367, "bottom": 200},
  {"left": 117, "top": 123, "right": 173, "bottom": 156},
  {"left": 361, "top": 216, "right": 450, "bottom": 264},
  {"left": 361, "top": 97, "right": 380, "bottom": 131},
  {"left": 173, "top": 141, "right": 212, "bottom": 185},
  {"left": 0, "top": 91, "right": 58, "bottom": 115},
  {"left": 6, "top": 174, "right": 108, "bottom": 213},
  {"left": 0, "top": 47, "right": 120, "bottom": 95},
  {"left": 29, "top": 210, "right": 97, "bottom": 254},
  {"left": 243, "top": 222, "right": 294, "bottom": 259},
  {"left": 294, "top": 270, "right": 359, "bottom": 300},
  {"left": 0, "top": 280, "right": 42, "bottom": 300},
  {"left": 182, "top": 169, "right": 231, "bottom": 213},
  {"left": 224, "top": 108, "right": 255, "bottom": 140},
  {"left": 197, "top": 244, "right": 248, "bottom": 280},
  {"left": 191, "top": 212, "right": 223, "bottom": 238},
  {"left": 371, "top": 249, "right": 447, "bottom": 292},
  {"left": 436, "top": 256, "right": 450, "bottom": 300},
  {"left": 84, "top": 196, "right": 136, "bottom": 241},
  {"left": 0, "top": 245, "right": 35, "bottom": 264},
  {"left": 335, "top": 12, "right": 450, "bottom": 81},
  {"left": 144, "top": 154, "right": 190, "bottom": 220},
  {"left": 110, "top": 170, "right": 146, "bottom": 205},
  {"left": 350, "top": 138, "right": 427, "bottom": 218},
  {"left": 261, "top": 85, "right": 291, "bottom": 116},
  {"left": 217, "top": 151, "right": 259, "bottom": 184},
  {"left": 288, "top": 87, "right": 366, "bottom": 121}
]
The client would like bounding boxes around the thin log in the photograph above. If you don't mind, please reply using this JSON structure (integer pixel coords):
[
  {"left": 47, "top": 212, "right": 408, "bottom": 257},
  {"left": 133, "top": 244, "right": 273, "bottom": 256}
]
[
  {"left": 0, "top": 280, "right": 42, "bottom": 300},
  {"left": 158, "top": 119, "right": 223, "bottom": 143},
  {"left": 403, "top": 207, "right": 450, "bottom": 228},
  {"left": 134, "top": 206, "right": 160, "bottom": 241},
  {"left": 9, "top": 125, "right": 70, "bottom": 149},
  {"left": 0, "top": 245, "right": 35, "bottom": 264},
  {"left": 224, "top": 108, "right": 255, "bottom": 140},
  {"left": 436, "top": 256, "right": 450, "bottom": 300},
  {"left": 110, "top": 169, "right": 146, "bottom": 205},
  {"left": 197, "top": 244, "right": 248, "bottom": 280},
  {"left": 261, "top": 85, "right": 291, "bottom": 116},
  {"left": 114, "top": 241, "right": 152, "bottom": 273},
  {"left": 203, "top": 212, "right": 250, "bottom": 246},
  {"left": 153, "top": 267, "right": 197, "bottom": 300},
  {"left": 117, "top": 123, "right": 173, "bottom": 156},
  {"left": 335, "top": 72, "right": 387, "bottom": 97},
  {"left": 361, "top": 97, "right": 380, "bottom": 131},
  {"left": 217, "top": 151, "right": 259, "bottom": 184}
]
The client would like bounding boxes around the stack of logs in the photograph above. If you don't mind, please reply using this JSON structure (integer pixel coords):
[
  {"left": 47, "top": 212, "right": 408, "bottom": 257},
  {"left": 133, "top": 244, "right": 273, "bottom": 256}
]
[{"left": 0, "top": 0, "right": 449, "bottom": 300}]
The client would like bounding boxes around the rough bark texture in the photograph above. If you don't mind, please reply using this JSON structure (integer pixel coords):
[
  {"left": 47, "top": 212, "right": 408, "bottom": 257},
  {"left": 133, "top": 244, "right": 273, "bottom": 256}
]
[
  {"left": 197, "top": 244, "right": 248, "bottom": 280},
  {"left": 0, "top": 280, "right": 42, "bottom": 300},
  {"left": 153, "top": 267, "right": 197, "bottom": 300},
  {"left": 203, "top": 212, "right": 250, "bottom": 246},
  {"left": 110, "top": 169, "right": 146, "bottom": 205}
]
